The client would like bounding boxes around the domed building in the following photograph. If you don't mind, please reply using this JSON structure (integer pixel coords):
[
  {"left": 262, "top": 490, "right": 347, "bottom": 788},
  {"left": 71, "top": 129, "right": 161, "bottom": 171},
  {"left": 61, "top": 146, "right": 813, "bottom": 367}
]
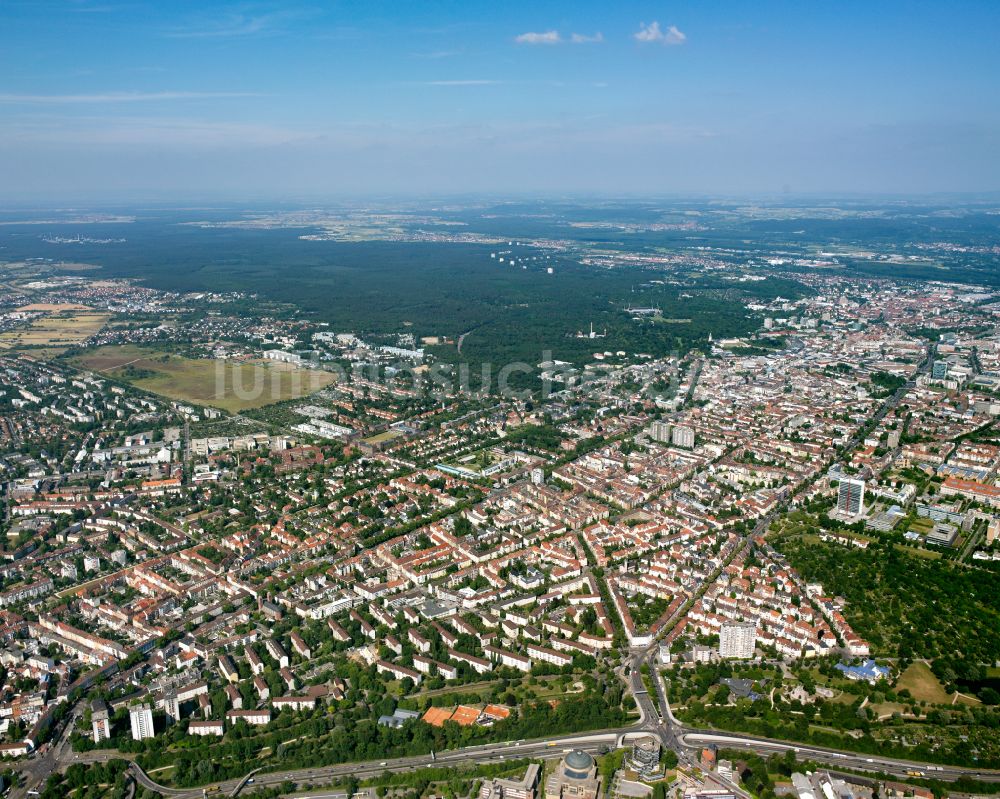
[{"left": 544, "top": 749, "right": 601, "bottom": 799}]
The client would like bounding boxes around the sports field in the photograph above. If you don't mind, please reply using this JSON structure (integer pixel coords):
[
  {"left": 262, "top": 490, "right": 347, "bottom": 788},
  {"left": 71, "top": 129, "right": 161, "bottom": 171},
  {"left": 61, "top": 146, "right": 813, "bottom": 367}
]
[
  {"left": 363, "top": 429, "right": 405, "bottom": 445},
  {"left": 71, "top": 345, "right": 336, "bottom": 413}
]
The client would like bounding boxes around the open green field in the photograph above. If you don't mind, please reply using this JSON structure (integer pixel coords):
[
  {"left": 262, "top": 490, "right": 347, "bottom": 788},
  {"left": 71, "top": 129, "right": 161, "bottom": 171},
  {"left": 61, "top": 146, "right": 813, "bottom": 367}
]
[
  {"left": 0, "top": 305, "right": 109, "bottom": 350},
  {"left": 907, "top": 517, "right": 935, "bottom": 534},
  {"left": 70, "top": 345, "right": 335, "bottom": 413},
  {"left": 893, "top": 543, "right": 943, "bottom": 560},
  {"left": 364, "top": 429, "right": 405, "bottom": 445},
  {"left": 896, "top": 661, "right": 952, "bottom": 704}
]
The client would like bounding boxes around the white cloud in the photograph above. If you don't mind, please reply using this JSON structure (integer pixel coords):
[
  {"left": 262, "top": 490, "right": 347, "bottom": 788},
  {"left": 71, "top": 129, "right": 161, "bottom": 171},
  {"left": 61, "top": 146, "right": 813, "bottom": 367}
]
[
  {"left": 0, "top": 92, "right": 259, "bottom": 104},
  {"left": 634, "top": 21, "right": 662, "bottom": 42},
  {"left": 663, "top": 25, "right": 687, "bottom": 45},
  {"left": 515, "top": 30, "right": 561, "bottom": 45},
  {"left": 634, "top": 21, "right": 687, "bottom": 45},
  {"left": 570, "top": 32, "right": 604, "bottom": 44}
]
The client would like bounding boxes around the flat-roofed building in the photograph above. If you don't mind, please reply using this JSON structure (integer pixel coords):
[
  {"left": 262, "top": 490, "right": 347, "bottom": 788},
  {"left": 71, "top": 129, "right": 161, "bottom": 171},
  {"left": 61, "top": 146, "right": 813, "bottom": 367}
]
[
  {"left": 719, "top": 621, "right": 757, "bottom": 659},
  {"left": 129, "top": 704, "right": 154, "bottom": 741}
]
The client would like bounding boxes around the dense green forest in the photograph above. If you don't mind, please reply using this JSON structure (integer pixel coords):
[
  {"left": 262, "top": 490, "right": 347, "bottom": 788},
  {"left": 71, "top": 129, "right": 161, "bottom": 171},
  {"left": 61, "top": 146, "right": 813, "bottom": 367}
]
[
  {"left": 4, "top": 199, "right": 998, "bottom": 385},
  {"left": 0, "top": 215, "right": 809, "bottom": 375}
]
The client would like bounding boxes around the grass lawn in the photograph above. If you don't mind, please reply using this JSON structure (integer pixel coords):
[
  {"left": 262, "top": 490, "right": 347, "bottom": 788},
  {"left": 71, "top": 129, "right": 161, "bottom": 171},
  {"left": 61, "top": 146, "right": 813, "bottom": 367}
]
[
  {"left": 71, "top": 345, "right": 335, "bottom": 412},
  {"left": 409, "top": 674, "right": 581, "bottom": 704},
  {"left": 364, "top": 429, "right": 405, "bottom": 445},
  {"left": 410, "top": 679, "right": 495, "bottom": 700},
  {"left": 952, "top": 691, "right": 982, "bottom": 707},
  {"left": 869, "top": 701, "right": 910, "bottom": 720},
  {"left": 827, "top": 690, "right": 859, "bottom": 705},
  {"left": 907, "top": 517, "right": 935, "bottom": 534},
  {"left": 893, "top": 543, "right": 942, "bottom": 560},
  {"left": 895, "top": 661, "right": 951, "bottom": 704}
]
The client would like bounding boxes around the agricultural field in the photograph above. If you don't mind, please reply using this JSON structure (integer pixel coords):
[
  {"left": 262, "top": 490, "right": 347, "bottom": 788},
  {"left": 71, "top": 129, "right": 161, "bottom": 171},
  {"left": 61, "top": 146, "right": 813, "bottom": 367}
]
[
  {"left": 69, "top": 345, "right": 336, "bottom": 413},
  {"left": 16, "top": 302, "right": 93, "bottom": 311},
  {"left": 0, "top": 304, "right": 109, "bottom": 351}
]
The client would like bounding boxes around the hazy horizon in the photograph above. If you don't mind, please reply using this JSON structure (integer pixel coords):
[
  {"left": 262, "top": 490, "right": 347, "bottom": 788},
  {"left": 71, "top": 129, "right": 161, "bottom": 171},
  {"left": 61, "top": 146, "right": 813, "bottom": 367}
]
[{"left": 7, "top": 190, "right": 1000, "bottom": 212}]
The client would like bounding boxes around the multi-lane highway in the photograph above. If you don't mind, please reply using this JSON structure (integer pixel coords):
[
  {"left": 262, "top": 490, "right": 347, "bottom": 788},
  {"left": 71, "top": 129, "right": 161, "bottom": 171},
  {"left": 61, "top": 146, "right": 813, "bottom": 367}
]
[
  {"left": 123, "top": 732, "right": 631, "bottom": 799},
  {"left": 117, "top": 703, "right": 1000, "bottom": 799}
]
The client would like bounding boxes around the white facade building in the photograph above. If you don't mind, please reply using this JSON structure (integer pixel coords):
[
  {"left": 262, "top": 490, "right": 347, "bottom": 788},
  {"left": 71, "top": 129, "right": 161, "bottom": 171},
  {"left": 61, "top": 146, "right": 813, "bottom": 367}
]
[
  {"left": 837, "top": 478, "right": 866, "bottom": 517},
  {"left": 671, "top": 425, "right": 695, "bottom": 449},
  {"left": 719, "top": 621, "right": 757, "bottom": 659},
  {"left": 129, "top": 704, "right": 155, "bottom": 741}
]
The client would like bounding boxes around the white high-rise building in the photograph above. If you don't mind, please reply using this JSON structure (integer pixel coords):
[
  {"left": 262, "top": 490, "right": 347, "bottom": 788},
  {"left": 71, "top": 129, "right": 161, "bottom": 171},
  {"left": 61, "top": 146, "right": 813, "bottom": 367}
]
[
  {"left": 129, "top": 704, "right": 155, "bottom": 741},
  {"left": 837, "top": 478, "right": 866, "bottom": 517},
  {"left": 671, "top": 425, "right": 695, "bottom": 449},
  {"left": 719, "top": 622, "right": 757, "bottom": 659},
  {"left": 649, "top": 420, "right": 672, "bottom": 444}
]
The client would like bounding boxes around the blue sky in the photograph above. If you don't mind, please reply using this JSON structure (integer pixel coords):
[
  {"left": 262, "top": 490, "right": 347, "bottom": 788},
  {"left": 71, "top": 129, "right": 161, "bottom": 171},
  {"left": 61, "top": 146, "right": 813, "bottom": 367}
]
[{"left": 1, "top": 0, "right": 999, "bottom": 200}]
